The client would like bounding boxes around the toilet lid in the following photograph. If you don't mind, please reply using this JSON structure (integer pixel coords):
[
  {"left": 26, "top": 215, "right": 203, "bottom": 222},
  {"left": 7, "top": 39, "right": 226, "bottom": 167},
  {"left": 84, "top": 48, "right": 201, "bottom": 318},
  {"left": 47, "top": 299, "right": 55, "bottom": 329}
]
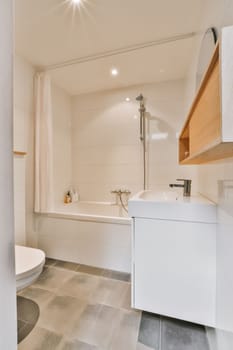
[{"left": 15, "top": 245, "right": 45, "bottom": 278}]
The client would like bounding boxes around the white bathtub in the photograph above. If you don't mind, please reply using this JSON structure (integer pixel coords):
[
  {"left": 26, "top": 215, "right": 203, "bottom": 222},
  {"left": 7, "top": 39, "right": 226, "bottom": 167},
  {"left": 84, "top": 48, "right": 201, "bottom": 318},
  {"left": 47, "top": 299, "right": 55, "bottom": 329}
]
[{"left": 36, "top": 202, "right": 132, "bottom": 273}]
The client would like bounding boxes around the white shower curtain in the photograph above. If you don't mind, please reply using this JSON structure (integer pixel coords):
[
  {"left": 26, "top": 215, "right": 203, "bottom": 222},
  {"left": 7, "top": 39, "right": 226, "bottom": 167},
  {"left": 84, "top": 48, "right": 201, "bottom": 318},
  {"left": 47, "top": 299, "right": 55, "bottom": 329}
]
[{"left": 34, "top": 73, "right": 53, "bottom": 213}]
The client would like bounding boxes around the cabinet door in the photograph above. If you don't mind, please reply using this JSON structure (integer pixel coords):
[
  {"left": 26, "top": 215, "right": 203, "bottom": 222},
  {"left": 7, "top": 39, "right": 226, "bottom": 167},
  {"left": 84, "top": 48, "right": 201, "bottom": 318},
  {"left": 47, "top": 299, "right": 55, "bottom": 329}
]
[{"left": 133, "top": 218, "right": 216, "bottom": 326}]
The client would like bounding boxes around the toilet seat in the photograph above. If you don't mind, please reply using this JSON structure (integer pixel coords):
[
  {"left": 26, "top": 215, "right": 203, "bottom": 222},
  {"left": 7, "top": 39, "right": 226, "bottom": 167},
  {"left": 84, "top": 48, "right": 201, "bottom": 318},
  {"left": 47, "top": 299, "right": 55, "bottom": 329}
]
[{"left": 15, "top": 245, "right": 45, "bottom": 291}]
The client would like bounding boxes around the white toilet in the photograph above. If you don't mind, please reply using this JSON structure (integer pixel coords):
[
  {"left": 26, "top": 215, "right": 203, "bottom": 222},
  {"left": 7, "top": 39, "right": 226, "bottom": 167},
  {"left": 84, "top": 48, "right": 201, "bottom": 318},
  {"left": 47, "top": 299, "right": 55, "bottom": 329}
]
[{"left": 15, "top": 245, "right": 45, "bottom": 292}]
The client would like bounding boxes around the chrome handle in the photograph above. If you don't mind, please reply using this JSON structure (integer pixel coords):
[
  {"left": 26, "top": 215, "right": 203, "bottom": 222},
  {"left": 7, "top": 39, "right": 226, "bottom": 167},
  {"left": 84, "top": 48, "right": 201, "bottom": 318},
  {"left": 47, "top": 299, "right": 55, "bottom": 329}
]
[
  {"left": 111, "top": 189, "right": 120, "bottom": 194},
  {"left": 111, "top": 189, "right": 131, "bottom": 195}
]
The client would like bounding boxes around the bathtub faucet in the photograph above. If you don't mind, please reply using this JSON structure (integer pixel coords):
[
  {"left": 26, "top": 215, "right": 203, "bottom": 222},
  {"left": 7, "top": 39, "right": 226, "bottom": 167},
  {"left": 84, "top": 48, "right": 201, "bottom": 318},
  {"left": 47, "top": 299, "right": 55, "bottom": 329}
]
[
  {"left": 111, "top": 189, "right": 131, "bottom": 196},
  {"left": 111, "top": 189, "right": 131, "bottom": 213},
  {"left": 111, "top": 189, "right": 131, "bottom": 203}
]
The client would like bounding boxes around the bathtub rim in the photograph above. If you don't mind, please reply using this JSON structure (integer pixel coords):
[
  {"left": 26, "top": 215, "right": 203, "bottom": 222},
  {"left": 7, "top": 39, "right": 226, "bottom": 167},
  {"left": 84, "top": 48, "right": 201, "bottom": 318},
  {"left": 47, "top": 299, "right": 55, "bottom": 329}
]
[{"left": 37, "top": 211, "right": 131, "bottom": 225}]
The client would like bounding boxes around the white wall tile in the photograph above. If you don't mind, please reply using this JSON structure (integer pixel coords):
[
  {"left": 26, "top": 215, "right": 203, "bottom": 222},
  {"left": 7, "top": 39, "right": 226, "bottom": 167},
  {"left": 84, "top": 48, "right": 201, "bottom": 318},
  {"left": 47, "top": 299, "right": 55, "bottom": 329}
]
[
  {"left": 52, "top": 84, "right": 72, "bottom": 205},
  {"left": 71, "top": 80, "right": 198, "bottom": 201}
]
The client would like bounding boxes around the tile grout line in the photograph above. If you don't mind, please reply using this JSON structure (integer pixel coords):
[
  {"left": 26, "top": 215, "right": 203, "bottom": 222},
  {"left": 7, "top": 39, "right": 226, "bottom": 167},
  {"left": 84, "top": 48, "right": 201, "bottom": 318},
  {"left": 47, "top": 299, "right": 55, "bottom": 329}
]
[
  {"left": 159, "top": 315, "right": 162, "bottom": 350},
  {"left": 45, "top": 263, "right": 131, "bottom": 283}
]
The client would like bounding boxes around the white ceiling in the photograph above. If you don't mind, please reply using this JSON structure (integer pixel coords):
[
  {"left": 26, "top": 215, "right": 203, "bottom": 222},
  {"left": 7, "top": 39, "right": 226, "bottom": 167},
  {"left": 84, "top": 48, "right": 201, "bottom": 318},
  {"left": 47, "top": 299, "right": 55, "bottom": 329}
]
[
  {"left": 49, "top": 37, "right": 197, "bottom": 95},
  {"left": 15, "top": 0, "right": 204, "bottom": 95}
]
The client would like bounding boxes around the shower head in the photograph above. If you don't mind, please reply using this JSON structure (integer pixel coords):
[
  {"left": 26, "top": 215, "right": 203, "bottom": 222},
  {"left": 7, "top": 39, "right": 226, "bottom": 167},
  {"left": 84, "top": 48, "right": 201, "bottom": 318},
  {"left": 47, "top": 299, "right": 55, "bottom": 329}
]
[{"left": 136, "top": 94, "right": 144, "bottom": 101}]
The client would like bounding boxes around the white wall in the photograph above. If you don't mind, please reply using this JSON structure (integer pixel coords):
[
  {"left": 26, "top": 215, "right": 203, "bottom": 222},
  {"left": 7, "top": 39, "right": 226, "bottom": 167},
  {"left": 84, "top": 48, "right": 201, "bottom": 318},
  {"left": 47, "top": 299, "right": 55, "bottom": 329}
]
[
  {"left": 71, "top": 80, "right": 198, "bottom": 202},
  {"left": 14, "top": 156, "right": 26, "bottom": 245},
  {"left": 14, "top": 55, "right": 35, "bottom": 245},
  {"left": 185, "top": 1, "right": 233, "bottom": 349},
  {"left": 0, "top": 0, "right": 17, "bottom": 347}
]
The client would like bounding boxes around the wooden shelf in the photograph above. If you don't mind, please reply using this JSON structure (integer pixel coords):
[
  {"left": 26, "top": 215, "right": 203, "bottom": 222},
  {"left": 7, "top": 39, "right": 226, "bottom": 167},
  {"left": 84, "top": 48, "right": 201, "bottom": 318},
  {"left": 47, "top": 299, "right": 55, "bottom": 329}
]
[
  {"left": 14, "top": 151, "right": 27, "bottom": 156},
  {"left": 180, "top": 141, "right": 233, "bottom": 164},
  {"left": 179, "top": 26, "right": 233, "bottom": 164}
]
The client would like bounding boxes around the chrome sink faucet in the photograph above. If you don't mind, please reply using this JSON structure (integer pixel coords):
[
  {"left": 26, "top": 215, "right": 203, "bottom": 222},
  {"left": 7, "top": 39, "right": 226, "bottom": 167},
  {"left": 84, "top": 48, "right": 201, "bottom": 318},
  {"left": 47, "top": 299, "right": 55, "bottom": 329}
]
[{"left": 169, "top": 179, "right": 192, "bottom": 197}]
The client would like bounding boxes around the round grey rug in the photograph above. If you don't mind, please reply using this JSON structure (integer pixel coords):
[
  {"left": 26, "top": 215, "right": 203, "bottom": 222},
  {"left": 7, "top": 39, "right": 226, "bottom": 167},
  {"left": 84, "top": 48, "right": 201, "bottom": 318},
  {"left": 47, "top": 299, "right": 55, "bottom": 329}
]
[{"left": 17, "top": 296, "right": 40, "bottom": 344}]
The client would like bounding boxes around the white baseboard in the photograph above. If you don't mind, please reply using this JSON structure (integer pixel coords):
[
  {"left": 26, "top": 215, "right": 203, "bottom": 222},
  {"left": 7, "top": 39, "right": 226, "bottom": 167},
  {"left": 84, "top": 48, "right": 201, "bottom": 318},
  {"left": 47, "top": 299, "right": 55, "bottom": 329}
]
[{"left": 206, "top": 327, "right": 233, "bottom": 350}]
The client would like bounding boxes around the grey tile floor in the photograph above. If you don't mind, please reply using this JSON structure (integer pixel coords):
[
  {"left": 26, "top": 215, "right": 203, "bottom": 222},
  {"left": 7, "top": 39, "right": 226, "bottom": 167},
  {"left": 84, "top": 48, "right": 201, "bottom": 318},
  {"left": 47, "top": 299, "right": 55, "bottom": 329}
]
[{"left": 17, "top": 258, "right": 210, "bottom": 350}]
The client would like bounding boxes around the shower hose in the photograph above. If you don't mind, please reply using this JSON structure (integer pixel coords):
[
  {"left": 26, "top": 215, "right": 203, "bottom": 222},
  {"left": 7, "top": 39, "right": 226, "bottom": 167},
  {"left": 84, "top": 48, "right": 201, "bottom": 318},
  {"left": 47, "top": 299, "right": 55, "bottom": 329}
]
[{"left": 119, "top": 192, "right": 128, "bottom": 213}]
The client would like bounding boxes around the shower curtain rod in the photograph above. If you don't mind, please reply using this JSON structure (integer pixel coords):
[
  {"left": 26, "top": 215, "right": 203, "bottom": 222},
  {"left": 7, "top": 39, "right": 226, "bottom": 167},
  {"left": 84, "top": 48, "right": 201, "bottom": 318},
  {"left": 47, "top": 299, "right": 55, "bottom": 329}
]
[{"left": 41, "top": 32, "right": 197, "bottom": 71}]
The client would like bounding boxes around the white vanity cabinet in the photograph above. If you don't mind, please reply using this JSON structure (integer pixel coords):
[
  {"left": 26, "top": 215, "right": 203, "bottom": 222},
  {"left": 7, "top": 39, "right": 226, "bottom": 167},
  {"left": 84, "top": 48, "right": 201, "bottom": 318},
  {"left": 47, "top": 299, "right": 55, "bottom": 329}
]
[{"left": 129, "top": 192, "right": 217, "bottom": 327}]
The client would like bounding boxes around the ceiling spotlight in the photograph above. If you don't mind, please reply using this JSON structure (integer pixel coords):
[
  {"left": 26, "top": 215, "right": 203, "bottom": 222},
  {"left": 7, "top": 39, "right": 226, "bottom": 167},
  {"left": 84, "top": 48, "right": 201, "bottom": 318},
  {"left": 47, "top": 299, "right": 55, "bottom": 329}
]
[
  {"left": 70, "top": 0, "right": 82, "bottom": 7},
  {"left": 125, "top": 97, "right": 130, "bottom": 102},
  {"left": 68, "top": 0, "right": 85, "bottom": 13},
  {"left": 111, "top": 68, "right": 119, "bottom": 76}
]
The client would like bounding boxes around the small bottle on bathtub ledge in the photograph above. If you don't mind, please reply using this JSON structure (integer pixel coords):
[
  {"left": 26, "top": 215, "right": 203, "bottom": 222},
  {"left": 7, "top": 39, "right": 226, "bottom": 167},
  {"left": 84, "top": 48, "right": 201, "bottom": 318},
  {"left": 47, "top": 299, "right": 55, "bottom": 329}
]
[
  {"left": 64, "top": 191, "right": 72, "bottom": 204},
  {"left": 64, "top": 188, "right": 80, "bottom": 204},
  {"left": 71, "top": 189, "right": 79, "bottom": 202}
]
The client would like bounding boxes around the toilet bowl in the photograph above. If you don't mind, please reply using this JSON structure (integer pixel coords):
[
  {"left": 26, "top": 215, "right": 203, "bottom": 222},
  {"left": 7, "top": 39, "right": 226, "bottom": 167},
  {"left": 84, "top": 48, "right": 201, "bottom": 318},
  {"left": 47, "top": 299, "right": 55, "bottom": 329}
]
[{"left": 15, "top": 245, "right": 45, "bottom": 292}]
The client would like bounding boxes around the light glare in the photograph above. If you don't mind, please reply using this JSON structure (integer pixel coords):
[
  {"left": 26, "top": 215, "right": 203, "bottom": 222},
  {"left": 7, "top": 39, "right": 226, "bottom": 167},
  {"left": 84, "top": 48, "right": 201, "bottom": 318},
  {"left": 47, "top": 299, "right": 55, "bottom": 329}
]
[
  {"left": 151, "top": 132, "right": 168, "bottom": 140},
  {"left": 111, "top": 68, "right": 119, "bottom": 76}
]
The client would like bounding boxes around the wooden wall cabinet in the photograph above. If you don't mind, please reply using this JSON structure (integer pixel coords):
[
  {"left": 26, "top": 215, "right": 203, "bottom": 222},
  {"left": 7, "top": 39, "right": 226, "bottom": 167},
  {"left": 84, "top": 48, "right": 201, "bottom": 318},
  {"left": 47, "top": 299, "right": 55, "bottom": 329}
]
[{"left": 179, "top": 26, "right": 233, "bottom": 164}]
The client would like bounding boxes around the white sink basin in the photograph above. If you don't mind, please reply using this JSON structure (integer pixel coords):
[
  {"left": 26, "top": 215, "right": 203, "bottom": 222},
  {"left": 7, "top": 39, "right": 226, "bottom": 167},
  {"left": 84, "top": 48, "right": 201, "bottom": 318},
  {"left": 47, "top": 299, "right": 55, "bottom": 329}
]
[
  {"left": 128, "top": 190, "right": 217, "bottom": 223},
  {"left": 138, "top": 190, "right": 179, "bottom": 201}
]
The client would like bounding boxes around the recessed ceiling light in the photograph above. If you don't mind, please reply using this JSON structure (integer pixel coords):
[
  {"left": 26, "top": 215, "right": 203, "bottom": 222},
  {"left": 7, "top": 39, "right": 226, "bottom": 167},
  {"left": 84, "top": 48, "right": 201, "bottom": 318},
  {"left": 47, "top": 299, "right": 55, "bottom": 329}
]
[
  {"left": 68, "top": 0, "right": 84, "bottom": 11},
  {"left": 111, "top": 68, "right": 119, "bottom": 76},
  {"left": 125, "top": 97, "right": 130, "bottom": 102},
  {"left": 69, "top": 0, "right": 82, "bottom": 7}
]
